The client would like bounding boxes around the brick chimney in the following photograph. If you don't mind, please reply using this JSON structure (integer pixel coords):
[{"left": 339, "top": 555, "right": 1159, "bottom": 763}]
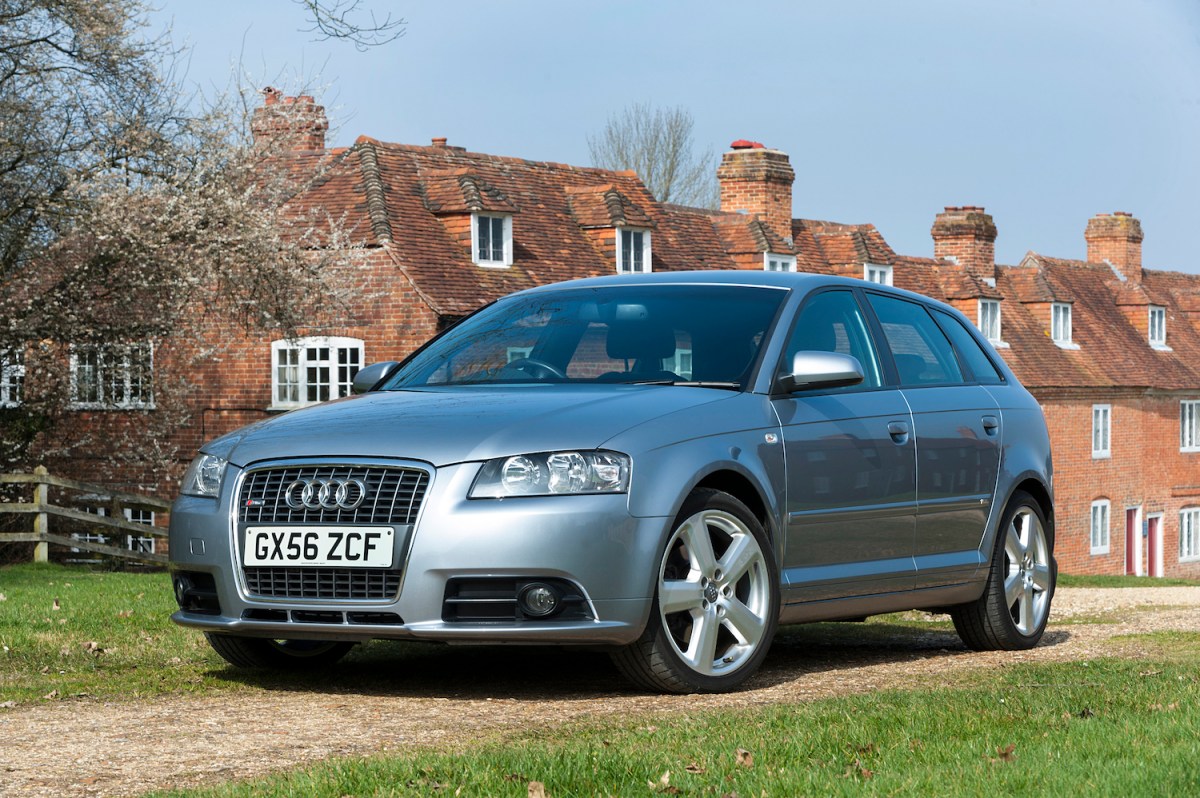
[
  {"left": 1086, "top": 212, "right": 1143, "bottom": 282},
  {"left": 931, "top": 206, "right": 998, "bottom": 283},
  {"left": 717, "top": 140, "right": 795, "bottom": 244},
  {"left": 250, "top": 87, "right": 329, "bottom": 153}
]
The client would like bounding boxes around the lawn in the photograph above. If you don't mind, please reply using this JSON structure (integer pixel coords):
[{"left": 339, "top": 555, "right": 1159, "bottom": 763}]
[{"left": 2, "top": 564, "right": 1197, "bottom": 797}]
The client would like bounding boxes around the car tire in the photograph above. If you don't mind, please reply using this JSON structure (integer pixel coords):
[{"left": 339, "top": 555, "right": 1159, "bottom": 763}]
[
  {"left": 951, "top": 490, "right": 1055, "bottom": 651},
  {"left": 205, "top": 634, "right": 354, "bottom": 670},
  {"left": 611, "top": 488, "right": 779, "bottom": 693}
]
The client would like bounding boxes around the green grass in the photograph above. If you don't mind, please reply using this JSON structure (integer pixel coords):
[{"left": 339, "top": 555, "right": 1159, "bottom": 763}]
[
  {"left": 151, "top": 648, "right": 1200, "bottom": 798},
  {"left": 1057, "top": 573, "right": 1200, "bottom": 588}
]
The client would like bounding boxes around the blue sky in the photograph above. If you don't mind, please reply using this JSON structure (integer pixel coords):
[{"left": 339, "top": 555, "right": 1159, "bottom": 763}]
[{"left": 151, "top": 1, "right": 1200, "bottom": 273}]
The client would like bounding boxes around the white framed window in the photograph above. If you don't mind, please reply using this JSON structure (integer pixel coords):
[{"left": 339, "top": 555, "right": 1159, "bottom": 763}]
[
  {"left": 271, "top": 336, "right": 364, "bottom": 409},
  {"left": 764, "top": 253, "right": 796, "bottom": 272},
  {"left": 124, "top": 508, "right": 156, "bottom": 554},
  {"left": 978, "top": 299, "right": 1002, "bottom": 343},
  {"left": 0, "top": 348, "right": 23, "bottom": 407},
  {"left": 1091, "top": 404, "right": 1111, "bottom": 459},
  {"left": 1051, "top": 303, "right": 1076, "bottom": 348},
  {"left": 471, "top": 213, "right": 512, "bottom": 267},
  {"left": 70, "top": 343, "right": 154, "bottom": 409},
  {"left": 1090, "top": 499, "right": 1110, "bottom": 555},
  {"left": 1181, "top": 508, "right": 1200, "bottom": 562},
  {"left": 864, "top": 264, "right": 893, "bottom": 286},
  {"left": 1149, "top": 306, "right": 1167, "bottom": 349},
  {"left": 1182, "top": 400, "right": 1200, "bottom": 453},
  {"left": 616, "top": 228, "right": 652, "bottom": 274}
]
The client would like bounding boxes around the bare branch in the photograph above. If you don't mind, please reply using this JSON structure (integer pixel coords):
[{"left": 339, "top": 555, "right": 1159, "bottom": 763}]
[{"left": 293, "top": 0, "right": 406, "bottom": 50}]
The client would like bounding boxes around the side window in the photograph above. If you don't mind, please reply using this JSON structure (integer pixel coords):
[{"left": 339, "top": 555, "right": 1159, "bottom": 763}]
[
  {"left": 933, "top": 309, "right": 1004, "bottom": 385},
  {"left": 782, "top": 290, "right": 881, "bottom": 390},
  {"left": 867, "top": 294, "right": 964, "bottom": 386}
]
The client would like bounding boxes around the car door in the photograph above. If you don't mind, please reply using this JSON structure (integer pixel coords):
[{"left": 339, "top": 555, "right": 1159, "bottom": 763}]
[
  {"left": 865, "top": 293, "right": 1002, "bottom": 590},
  {"left": 773, "top": 289, "right": 917, "bottom": 603}
]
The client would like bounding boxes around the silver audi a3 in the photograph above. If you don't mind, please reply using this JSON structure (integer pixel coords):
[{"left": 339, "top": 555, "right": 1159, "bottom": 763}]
[{"left": 169, "top": 271, "right": 1055, "bottom": 693}]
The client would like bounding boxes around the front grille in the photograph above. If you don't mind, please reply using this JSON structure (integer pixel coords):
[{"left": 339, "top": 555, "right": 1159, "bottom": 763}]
[
  {"left": 238, "top": 465, "right": 429, "bottom": 526},
  {"left": 244, "top": 566, "right": 401, "bottom": 600}
]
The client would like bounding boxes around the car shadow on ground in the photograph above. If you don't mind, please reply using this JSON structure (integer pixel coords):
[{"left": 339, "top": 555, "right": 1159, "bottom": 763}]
[{"left": 205, "top": 621, "right": 1073, "bottom": 700}]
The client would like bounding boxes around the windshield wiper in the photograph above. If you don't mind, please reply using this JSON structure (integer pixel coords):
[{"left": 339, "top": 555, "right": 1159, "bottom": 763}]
[{"left": 627, "top": 379, "right": 743, "bottom": 391}]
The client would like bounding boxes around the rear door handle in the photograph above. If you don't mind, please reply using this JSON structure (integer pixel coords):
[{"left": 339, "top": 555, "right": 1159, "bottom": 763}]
[
  {"left": 982, "top": 415, "right": 999, "bottom": 436},
  {"left": 887, "top": 420, "right": 910, "bottom": 443}
]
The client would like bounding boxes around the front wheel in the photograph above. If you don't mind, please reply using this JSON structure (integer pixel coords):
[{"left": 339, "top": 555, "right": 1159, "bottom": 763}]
[
  {"left": 951, "top": 490, "right": 1055, "bottom": 650},
  {"left": 205, "top": 634, "right": 354, "bottom": 670},
  {"left": 611, "top": 489, "right": 779, "bottom": 693}
]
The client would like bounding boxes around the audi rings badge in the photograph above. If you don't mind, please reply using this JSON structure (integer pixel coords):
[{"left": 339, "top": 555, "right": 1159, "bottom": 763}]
[{"left": 283, "top": 478, "right": 369, "bottom": 511}]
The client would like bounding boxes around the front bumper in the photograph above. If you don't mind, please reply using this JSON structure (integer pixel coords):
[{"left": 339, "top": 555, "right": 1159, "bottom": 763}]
[{"left": 168, "top": 460, "right": 666, "bottom": 646}]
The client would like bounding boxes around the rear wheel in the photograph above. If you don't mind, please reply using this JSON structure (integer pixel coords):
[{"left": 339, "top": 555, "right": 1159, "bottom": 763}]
[
  {"left": 205, "top": 634, "right": 354, "bottom": 670},
  {"left": 611, "top": 489, "right": 779, "bottom": 693},
  {"left": 951, "top": 490, "right": 1055, "bottom": 650}
]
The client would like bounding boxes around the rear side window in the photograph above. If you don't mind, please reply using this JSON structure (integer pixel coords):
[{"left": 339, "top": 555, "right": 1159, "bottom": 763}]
[
  {"left": 867, "top": 294, "right": 964, "bottom": 386},
  {"left": 933, "top": 310, "right": 1005, "bottom": 385}
]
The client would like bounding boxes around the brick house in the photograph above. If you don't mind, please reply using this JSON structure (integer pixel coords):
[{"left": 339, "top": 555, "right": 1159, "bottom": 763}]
[{"left": 33, "top": 93, "right": 1200, "bottom": 576}]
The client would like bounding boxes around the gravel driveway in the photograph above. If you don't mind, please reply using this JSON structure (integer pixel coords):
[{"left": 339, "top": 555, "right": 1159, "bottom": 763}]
[{"left": 2, "top": 586, "right": 1197, "bottom": 797}]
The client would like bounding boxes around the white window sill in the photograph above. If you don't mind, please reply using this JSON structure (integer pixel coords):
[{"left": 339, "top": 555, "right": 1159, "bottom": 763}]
[
  {"left": 1179, "top": 554, "right": 1200, "bottom": 563},
  {"left": 989, "top": 340, "right": 1010, "bottom": 349},
  {"left": 69, "top": 403, "right": 156, "bottom": 411},
  {"left": 1182, "top": 447, "right": 1200, "bottom": 454},
  {"left": 1053, "top": 341, "right": 1081, "bottom": 350},
  {"left": 474, "top": 259, "right": 511, "bottom": 269},
  {"left": 267, "top": 403, "right": 314, "bottom": 412},
  {"left": 1151, "top": 344, "right": 1173, "bottom": 352},
  {"left": 1092, "top": 452, "right": 1111, "bottom": 460},
  {"left": 1090, "top": 546, "right": 1110, "bottom": 556}
]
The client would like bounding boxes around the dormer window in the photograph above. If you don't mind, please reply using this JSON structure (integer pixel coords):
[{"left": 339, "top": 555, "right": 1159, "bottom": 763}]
[
  {"left": 864, "top": 264, "right": 892, "bottom": 286},
  {"left": 764, "top": 253, "right": 796, "bottom": 272},
  {"left": 978, "top": 299, "right": 1002, "bottom": 343},
  {"left": 472, "top": 214, "right": 512, "bottom": 267},
  {"left": 1051, "top": 303, "right": 1076, "bottom": 348},
  {"left": 1149, "top": 306, "right": 1167, "bottom": 348},
  {"left": 617, "top": 228, "right": 652, "bottom": 274}
]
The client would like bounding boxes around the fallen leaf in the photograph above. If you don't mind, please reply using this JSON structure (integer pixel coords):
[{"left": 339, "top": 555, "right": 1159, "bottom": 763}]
[
  {"left": 51, "top": 599, "right": 60, "bottom": 611},
  {"left": 117, "top": 610, "right": 133, "bottom": 618},
  {"left": 0, "top": 700, "right": 16, "bottom": 709},
  {"left": 527, "top": 781, "right": 548, "bottom": 798},
  {"left": 0, "top": 593, "right": 7, "bottom": 601},
  {"left": 735, "top": 748, "right": 754, "bottom": 768},
  {"left": 42, "top": 689, "right": 59, "bottom": 700},
  {"left": 1140, "top": 669, "right": 1162, "bottom": 677},
  {"left": 1077, "top": 707, "right": 1094, "bottom": 719},
  {"left": 39, "top": 666, "right": 49, "bottom": 675},
  {"left": 685, "top": 762, "right": 707, "bottom": 774},
  {"left": 993, "top": 744, "right": 1016, "bottom": 763},
  {"left": 81, "top": 641, "right": 105, "bottom": 656}
]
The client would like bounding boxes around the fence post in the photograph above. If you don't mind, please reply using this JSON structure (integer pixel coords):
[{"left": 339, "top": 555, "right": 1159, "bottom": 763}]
[{"left": 32, "top": 465, "right": 49, "bottom": 563}]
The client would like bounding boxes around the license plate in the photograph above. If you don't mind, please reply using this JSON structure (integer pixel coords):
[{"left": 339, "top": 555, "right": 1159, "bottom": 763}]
[{"left": 244, "top": 526, "right": 395, "bottom": 568}]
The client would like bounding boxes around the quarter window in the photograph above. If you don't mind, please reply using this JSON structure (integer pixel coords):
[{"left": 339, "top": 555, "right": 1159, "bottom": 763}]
[
  {"left": 864, "top": 264, "right": 892, "bottom": 286},
  {"left": 765, "top": 253, "right": 796, "bottom": 272},
  {"left": 1149, "top": 306, "right": 1166, "bottom": 348},
  {"left": 933, "top": 310, "right": 1003, "bottom": 385},
  {"left": 1051, "top": 303, "right": 1073, "bottom": 346},
  {"left": 868, "top": 294, "right": 964, "bottom": 386},
  {"left": 617, "top": 229, "right": 652, "bottom": 274},
  {"left": 271, "top": 337, "right": 364, "bottom": 408},
  {"left": 1090, "top": 499, "right": 1110, "bottom": 555},
  {"left": 978, "top": 299, "right": 1001, "bottom": 342},
  {"left": 1092, "top": 404, "right": 1111, "bottom": 459},
  {"left": 0, "top": 348, "right": 23, "bottom": 407},
  {"left": 70, "top": 343, "right": 154, "bottom": 409},
  {"left": 1181, "top": 508, "right": 1200, "bottom": 562},
  {"left": 1182, "top": 401, "right": 1200, "bottom": 452},
  {"left": 472, "top": 214, "right": 512, "bottom": 266}
]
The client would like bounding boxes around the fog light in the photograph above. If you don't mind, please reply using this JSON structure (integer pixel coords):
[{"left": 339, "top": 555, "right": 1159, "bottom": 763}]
[
  {"left": 518, "top": 583, "right": 561, "bottom": 617},
  {"left": 173, "top": 576, "right": 191, "bottom": 606}
]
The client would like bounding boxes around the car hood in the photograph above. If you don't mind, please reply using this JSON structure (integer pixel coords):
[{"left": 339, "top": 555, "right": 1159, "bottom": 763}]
[{"left": 214, "top": 385, "right": 735, "bottom": 468}]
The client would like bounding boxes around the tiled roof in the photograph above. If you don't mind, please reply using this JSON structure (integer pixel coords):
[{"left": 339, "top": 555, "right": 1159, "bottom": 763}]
[{"left": 565, "top": 185, "right": 654, "bottom": 228}]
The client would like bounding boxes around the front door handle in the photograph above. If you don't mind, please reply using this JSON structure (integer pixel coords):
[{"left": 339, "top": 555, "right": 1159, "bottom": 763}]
[
  {"left": 887, "top": 420, "right": 910, "bottom": 444},
  {"left": 982, "top": 415, "right": 1000, "bottom": 436}
]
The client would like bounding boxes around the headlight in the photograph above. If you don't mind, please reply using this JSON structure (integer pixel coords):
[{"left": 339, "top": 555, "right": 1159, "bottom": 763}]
[
  {"left": 469, "top": 450, "right": 631, "bottom": 498},
  {"left": 180, "top": 453, "right": 228, "bottom": 498}
]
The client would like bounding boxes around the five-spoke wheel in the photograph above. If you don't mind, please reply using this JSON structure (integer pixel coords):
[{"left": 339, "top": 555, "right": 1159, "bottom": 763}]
[
  {"left": 611, "top": 489, "right": 779, "bottom": 693},
  {"left": 952, "top": 490, "right": 1055, "bottom": 650}
]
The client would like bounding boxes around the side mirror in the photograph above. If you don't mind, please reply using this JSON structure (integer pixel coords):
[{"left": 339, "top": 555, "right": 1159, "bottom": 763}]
[
  {"left": 351, "top": 361, "right": 400, "bottom": 394},
  {"left": 779, "top": 351, "right": 864, "bottom": 393}
]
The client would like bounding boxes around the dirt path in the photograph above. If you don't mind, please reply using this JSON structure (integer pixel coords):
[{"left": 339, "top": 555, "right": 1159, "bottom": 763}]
[{"left": 2, "top": 586, "right": 1197, "bottom": 797}]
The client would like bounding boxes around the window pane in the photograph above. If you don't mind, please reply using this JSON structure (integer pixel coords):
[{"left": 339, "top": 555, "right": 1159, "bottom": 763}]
[
  {"left": 785, "top": 290, "right": 882, "bottom": 390},
  {"left": 868, "top": 294, "right": 964, "bottom": 386},
  {"left": 933, "top": 310, "right": 1003, "bottom": 385}
]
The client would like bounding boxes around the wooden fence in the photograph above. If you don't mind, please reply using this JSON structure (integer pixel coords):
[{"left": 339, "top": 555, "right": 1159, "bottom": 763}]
[{"left": 0, "top": 466, "right": 170, "bottom": 565}]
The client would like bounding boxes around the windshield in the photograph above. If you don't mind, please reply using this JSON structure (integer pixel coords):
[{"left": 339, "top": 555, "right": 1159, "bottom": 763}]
[{"left": 382, "top": 284, "right": 787, "bottom": 389}]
